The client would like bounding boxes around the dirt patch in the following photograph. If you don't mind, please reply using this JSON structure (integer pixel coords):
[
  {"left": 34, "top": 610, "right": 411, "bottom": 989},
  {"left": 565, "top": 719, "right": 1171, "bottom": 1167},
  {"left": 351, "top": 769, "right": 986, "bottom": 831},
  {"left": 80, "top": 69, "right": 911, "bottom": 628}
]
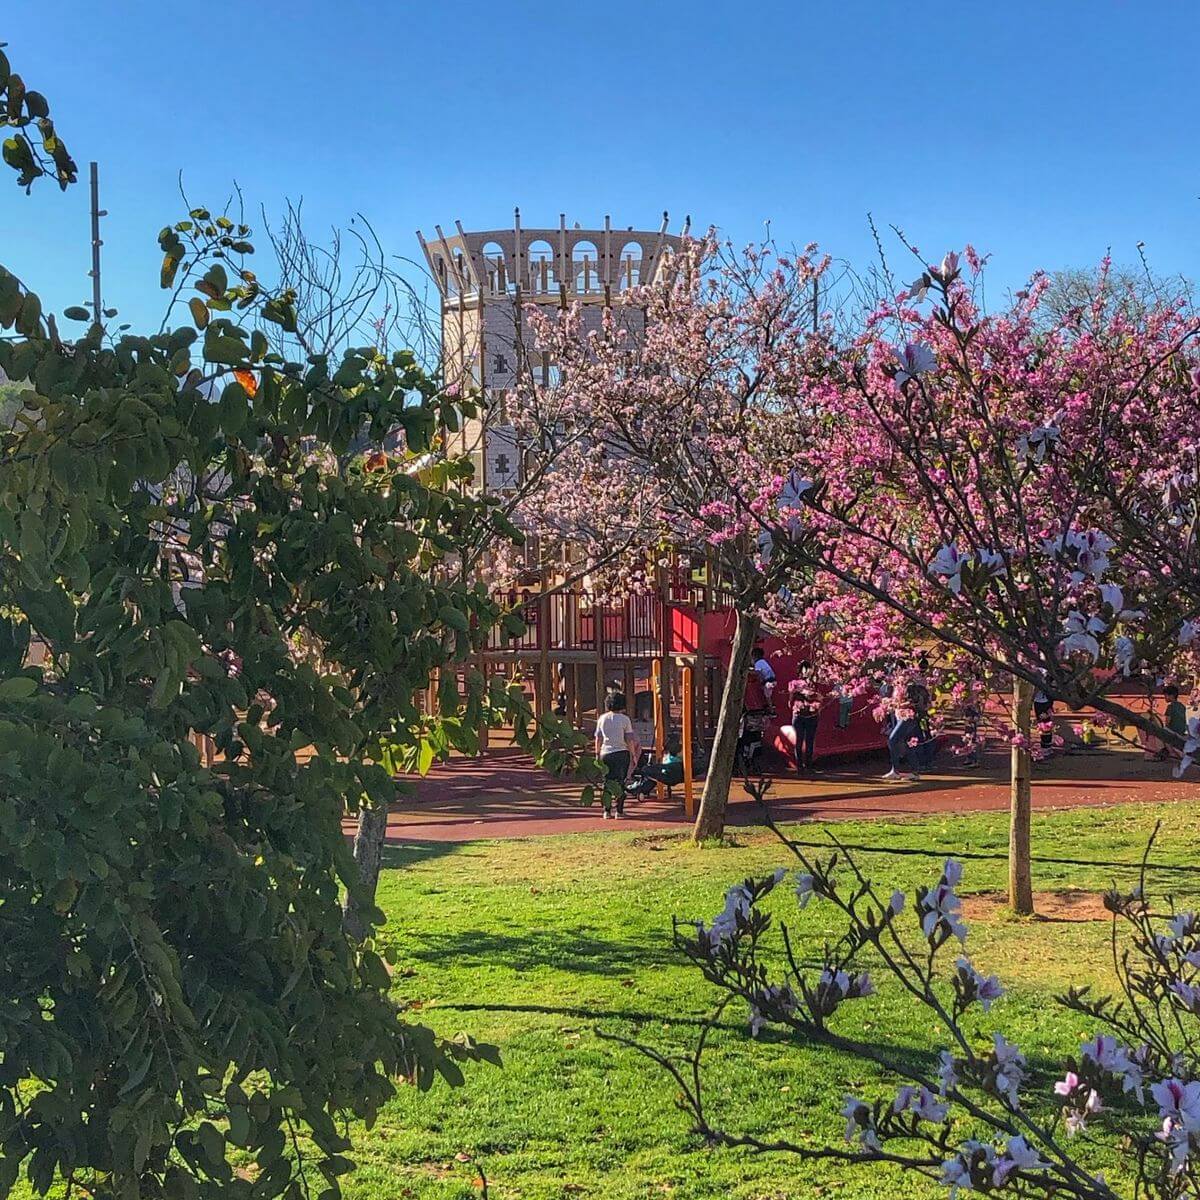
[{"left": 962, "top": 889, "right": 1111, "bottom": 923}]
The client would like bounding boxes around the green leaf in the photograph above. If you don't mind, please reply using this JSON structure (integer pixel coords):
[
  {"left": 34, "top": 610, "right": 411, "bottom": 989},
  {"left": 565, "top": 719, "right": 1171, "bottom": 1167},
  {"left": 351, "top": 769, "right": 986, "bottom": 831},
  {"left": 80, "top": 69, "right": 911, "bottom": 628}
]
[
  {"left": 416, "top": 739, "right": 435, "bottom": 775},
  {"left": 438, "top": 605, "right": 470, "bottom": 634},
  {"left": 227, "top": 1105, "right": 251, "bottom": 1147},
  {"left": 197, "top": 1121, "right": 225, "bottom": 1168},
  {"left": 204, "top": 333, "right": 247, "bottom": 366},
  {"left": 218, "top": 382, "right": 248, "bottom": 433},
  {"left": 63, "top": 305, "right": 90, "bottom": 321},
  {"left": 0, "top": 675, "right": 37, "bottom": 701}
]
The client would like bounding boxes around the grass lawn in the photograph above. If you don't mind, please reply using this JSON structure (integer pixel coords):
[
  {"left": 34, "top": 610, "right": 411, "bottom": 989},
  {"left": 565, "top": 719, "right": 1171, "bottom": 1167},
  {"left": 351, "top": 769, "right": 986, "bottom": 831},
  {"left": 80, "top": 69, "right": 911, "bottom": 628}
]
[{"left": 348, "top": 800, "right": 1200, "bottom": 1200}]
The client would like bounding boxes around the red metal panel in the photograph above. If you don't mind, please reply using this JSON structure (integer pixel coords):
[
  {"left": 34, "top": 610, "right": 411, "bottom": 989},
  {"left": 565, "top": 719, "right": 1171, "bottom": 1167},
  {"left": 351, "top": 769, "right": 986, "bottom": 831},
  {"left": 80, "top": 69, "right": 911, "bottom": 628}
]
[{"left": 670, "top": 603, "right": 699, "bottom": 655}]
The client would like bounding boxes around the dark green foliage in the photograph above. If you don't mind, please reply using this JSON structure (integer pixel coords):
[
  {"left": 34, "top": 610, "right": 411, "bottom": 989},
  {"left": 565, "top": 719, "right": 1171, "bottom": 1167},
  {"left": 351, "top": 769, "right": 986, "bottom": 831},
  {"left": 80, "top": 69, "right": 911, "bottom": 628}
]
[
  {"left": 0, "top": 256, "right": 574, "bottom": 1195},
  {"left": 0, "top": 45, "right": 591, "bottom": 1194}
]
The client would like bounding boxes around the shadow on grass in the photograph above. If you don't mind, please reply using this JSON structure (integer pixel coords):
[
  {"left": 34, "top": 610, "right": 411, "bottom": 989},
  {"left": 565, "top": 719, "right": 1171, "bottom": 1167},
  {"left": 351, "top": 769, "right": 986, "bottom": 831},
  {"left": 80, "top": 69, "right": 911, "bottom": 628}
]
[
  {"left": 380, "top": 840, "right": 470, "bottom": 870},
  {"left": 406, "top": 926, "right": 677, "bottom": 976},
  {"left": 438, "top": 999, "right": 747, "bottom": 1032},
  {"left": 435, "top": 998, "right": 1069, "bottom": 1085}
]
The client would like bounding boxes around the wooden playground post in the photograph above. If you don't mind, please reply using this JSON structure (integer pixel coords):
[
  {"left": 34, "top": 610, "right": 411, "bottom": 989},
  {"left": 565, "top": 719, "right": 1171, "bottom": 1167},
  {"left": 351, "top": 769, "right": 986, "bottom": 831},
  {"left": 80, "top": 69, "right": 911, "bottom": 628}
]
[
  {"left": 682, "top": 664, "right": 696, "bottom": 818},
  {"left": 593, "top": 591, "right": 606, "bottom": 723},
  {"left": 537, "top": 576, "right": 551, "bottom": 717},
  {"left": 475, "top": 649, "right": 489, "bottom": 754},
  {"left": 651, "top": 658, "right": 666, "bottom": 798}
]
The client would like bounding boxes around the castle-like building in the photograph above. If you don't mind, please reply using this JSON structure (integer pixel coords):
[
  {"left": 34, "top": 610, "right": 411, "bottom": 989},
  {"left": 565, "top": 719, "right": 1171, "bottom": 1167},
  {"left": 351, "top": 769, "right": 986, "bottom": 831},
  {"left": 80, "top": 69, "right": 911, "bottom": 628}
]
[{"left": 417, "top": 211, "right": 683, "bottom": 491}]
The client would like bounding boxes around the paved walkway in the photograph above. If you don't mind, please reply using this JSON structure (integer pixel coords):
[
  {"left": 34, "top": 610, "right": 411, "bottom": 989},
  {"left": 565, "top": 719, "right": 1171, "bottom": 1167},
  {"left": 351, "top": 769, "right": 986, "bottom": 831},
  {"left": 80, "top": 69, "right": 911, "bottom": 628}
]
[{"left": 359, "top": 744, "right": 1196, "bottom": 843}]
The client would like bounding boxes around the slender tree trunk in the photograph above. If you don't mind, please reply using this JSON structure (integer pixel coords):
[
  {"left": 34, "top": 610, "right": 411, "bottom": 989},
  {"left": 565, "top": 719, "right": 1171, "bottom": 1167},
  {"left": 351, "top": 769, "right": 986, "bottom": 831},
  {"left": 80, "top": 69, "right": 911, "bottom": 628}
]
[
  {"left": 692, "top": 609, "right": 759, "bottom": 843},
  {"left": 343, "top": 802, "right": 387, "bottom": 941},
  {"left": 1009, "top": 676, "right": 1034, "bottom": 916}
]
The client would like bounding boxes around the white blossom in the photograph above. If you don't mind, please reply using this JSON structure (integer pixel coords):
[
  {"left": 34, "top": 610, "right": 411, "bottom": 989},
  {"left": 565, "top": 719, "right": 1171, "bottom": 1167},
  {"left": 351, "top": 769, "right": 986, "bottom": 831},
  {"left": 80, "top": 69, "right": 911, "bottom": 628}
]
[
  {"left": 840, "top": 1096, "right": 880, "bottom": 1151},
  {"left": 1113, "top": 635, "right": 1136, "bottom": 676},
  {"left": 917, "top": 861, "right": 967, "bottom": 944},
  {"left": 1060, "top": 611, "right": 1103, "bottom": 661},
  {"left": 1042, "top": 529, "right": 1113, "bottom": 582},
  {"left": 928, "top": 543, "right": 966, "bottom": 594},
  {"left": 893, "top": 1084, "right": 948, "bottom": 1123},
  {"left": 701, "top": 882, "right": 753, "bottom": 948},
  {"left": 936, "top": 1050, "right": 959, "bottom": 1096},
  {"left": 1152, "top": 1078, "right": 1200, "bottom": 1171},
  {"left": 1016, "top": 416, "right": 1060, "bottom": 464},
  {"left": 992, "top": 1033, "right": 1027, "bottom": 1106},
  {"left": 1082, "top": 1034, "right": 1143, "bottom": 1099},
  {"left": 992, "top": 1135, "right": 1050, "bottom": 1185},
  {"left": 955, "top": 957, "right": 1004, "bottom": 1011},
  {"left": 893, "top": 341, "right": 937, "bottom": 384}
]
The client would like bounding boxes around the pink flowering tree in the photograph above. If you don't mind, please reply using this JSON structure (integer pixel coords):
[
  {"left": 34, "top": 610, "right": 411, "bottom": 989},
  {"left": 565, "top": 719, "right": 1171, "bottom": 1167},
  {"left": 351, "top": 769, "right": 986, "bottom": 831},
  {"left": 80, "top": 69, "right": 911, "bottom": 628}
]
[
  {"left": 622, "top": 829, "right": 1200, "bottom": 1199},
  {"left": 512, "top": 236, "right": 836, "bottom": 839},
  {"left": 777, "top": 248, "right": 1200, "bottom": 910}
]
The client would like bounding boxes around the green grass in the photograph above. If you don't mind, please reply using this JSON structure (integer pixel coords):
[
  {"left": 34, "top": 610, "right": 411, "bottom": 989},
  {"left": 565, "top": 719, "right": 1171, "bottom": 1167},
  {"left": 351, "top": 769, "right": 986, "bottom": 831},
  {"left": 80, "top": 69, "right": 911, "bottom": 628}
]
[{"left": 349, "top": 801, "right": 1200, "bottom": 1200}]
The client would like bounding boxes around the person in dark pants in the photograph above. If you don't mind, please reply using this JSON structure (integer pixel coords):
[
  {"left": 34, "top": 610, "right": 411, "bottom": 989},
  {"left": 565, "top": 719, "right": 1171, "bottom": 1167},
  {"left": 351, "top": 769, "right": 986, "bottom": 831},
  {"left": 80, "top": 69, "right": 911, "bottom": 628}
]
[
  {"left": 1033, "top": 689, "right": 1054, "bottom": 750},
  {"left": 594, "top": 692, "right": 637, "bottom": 819},
  {"left": 787, "top": 660, "right": 822, "bottom": 772},
  {"left": 884, "top": 679, "right": 930, "bottom": 781}
]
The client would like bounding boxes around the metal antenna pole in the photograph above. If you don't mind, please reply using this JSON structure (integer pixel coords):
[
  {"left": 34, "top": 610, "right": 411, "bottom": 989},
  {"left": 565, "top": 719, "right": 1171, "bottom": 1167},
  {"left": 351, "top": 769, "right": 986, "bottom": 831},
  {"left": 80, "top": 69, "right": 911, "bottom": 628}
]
[{"left": 88, "top": 162, "right": 106, "bottom": 331}]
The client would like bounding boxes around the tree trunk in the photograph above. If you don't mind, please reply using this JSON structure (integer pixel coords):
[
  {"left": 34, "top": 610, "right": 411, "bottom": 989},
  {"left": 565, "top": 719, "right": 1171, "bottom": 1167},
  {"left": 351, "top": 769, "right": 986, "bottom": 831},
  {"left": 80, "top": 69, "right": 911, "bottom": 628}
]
[
  {"left": 1009, "top": 676, "right": 1034, "bottom": 916},
  {"left": 692, "top": 609, "right": 759, "bottom": 843},
  {"left": 343, "top": 802, "right": 387, "bottom": 941}
]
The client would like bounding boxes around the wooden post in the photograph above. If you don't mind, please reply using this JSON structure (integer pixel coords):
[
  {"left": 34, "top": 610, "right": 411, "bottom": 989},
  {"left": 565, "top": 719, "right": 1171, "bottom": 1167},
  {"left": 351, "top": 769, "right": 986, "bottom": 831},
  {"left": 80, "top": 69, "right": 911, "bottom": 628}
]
[
  {"left": 594, "top": 592, "right": 606, "bottom": 725},
  {"left": 1010, "top": 677, "right": 1034, "bottom": 915},
  {"left": 566, "top": 661, "right": 579, "bottom": 727},
  {"left": 652, "top": 658, "right": 666, "bottom": 799},
  {"left": 476, "top": 654, "right": 489, "bottom": 754},
  {"left": 682, "top": 665, "right": 696, "bottom": 818},
  {"left": 537, "top": 585, "right": 551, "bottom": 719}
]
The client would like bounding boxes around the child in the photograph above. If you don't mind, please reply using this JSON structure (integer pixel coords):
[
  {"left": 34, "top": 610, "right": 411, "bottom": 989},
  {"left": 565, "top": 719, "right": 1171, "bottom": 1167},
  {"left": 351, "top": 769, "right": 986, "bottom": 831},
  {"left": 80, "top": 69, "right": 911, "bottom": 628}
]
[
  {"left": 662, "top": 735, "right": 682, "bottom": 765},
  {"left": 1165, "top": 685, "right": 1188, "bottom": 742}
]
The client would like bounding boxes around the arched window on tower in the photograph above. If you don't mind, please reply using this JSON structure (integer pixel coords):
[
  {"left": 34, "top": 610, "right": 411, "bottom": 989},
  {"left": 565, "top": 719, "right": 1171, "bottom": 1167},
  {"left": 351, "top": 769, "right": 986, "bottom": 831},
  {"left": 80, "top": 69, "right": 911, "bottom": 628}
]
[
  {"left": 618, "top": 241, "right": 644, "bottom": 290},
  {"left": 526, "top": 240, "right": 556, "bottom": 294},
  {"left": 481, "top": 241, "right": 507, "bottom": 295},
  {"left": 572, "top": 240, "right": 601, "bottom": 294}
]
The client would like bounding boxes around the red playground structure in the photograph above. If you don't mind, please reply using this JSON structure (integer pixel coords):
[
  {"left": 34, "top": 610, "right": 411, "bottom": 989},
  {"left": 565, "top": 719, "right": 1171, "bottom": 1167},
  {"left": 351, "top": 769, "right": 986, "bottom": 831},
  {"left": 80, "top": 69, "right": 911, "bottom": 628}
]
[{"left": 477, "top": 571, "right": 885, "bottom": 781}]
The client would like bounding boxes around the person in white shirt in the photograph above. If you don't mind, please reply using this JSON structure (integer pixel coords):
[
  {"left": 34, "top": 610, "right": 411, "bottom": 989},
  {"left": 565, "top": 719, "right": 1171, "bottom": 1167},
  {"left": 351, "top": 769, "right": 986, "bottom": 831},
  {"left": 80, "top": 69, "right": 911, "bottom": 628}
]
[
  {"left": 594, "top": 692, "right": 637, "bottom": 819},
  {"left": 752, "top": 646, "right": 777, "bottom": 702}
]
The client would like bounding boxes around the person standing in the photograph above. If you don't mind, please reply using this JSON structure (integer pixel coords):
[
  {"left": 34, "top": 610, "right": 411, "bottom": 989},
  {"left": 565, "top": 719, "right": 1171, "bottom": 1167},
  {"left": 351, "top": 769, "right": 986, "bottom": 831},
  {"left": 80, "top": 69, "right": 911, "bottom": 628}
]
[
  {"left": 909, "top": 679, "right": 934, "bottom": 780},
  {"left": 883, "top": 678, "right": 927, "bottom": 781},
  {"left": 1033, "top": 688, "right": 1054, "bottom": 751},
  {"left": 787, "top": 660, "right": 822, "bottom": 773},
  {"left": 1165, "top": 685, "right": 1188, "bottom": 741},
  {"left": 752, "top": 645, "right": 777, "bottom": 703},
  {"left": 594, "top": 692, "right": 637, "bottom": 819}
]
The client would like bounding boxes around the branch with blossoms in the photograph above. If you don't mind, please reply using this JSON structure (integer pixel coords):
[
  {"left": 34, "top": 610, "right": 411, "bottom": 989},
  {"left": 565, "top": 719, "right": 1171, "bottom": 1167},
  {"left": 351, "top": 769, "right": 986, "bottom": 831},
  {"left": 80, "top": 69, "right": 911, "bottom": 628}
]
[
  {"left": 611, "top": 821, "right": 1200, "bottom": 1199},
  {"left": 778, "top": 244, "right": 1198, "bottom": 759}
]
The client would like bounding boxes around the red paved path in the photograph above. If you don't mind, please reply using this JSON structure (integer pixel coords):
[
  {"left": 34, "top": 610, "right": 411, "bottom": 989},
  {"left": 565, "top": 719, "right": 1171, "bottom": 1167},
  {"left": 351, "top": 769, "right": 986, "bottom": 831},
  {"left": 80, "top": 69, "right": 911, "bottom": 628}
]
[{"left": 362, "top": 744, "right": 1197, "bottom": 843}]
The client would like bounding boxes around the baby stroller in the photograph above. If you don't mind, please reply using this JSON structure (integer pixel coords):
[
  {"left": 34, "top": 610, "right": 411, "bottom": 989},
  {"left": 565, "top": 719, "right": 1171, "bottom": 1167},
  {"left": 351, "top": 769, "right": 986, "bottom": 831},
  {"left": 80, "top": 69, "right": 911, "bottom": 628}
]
[{"left": 737, "top": 710, "right": 768, "bottom": 775}]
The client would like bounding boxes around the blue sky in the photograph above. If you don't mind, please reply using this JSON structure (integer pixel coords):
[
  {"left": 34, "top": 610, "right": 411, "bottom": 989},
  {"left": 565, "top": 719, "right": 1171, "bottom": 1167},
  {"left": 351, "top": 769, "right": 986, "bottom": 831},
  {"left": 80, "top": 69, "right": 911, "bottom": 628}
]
[{"left": 3, "top": 0, "right": 1196, "bottom": 333}]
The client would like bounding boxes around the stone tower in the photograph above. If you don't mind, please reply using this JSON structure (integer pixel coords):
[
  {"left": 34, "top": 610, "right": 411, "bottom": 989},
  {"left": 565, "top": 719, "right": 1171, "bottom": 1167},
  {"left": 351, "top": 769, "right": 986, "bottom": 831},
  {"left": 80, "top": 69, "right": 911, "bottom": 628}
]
[{"left": 417, "top": 211, "right": 683, "bottom": 492}]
